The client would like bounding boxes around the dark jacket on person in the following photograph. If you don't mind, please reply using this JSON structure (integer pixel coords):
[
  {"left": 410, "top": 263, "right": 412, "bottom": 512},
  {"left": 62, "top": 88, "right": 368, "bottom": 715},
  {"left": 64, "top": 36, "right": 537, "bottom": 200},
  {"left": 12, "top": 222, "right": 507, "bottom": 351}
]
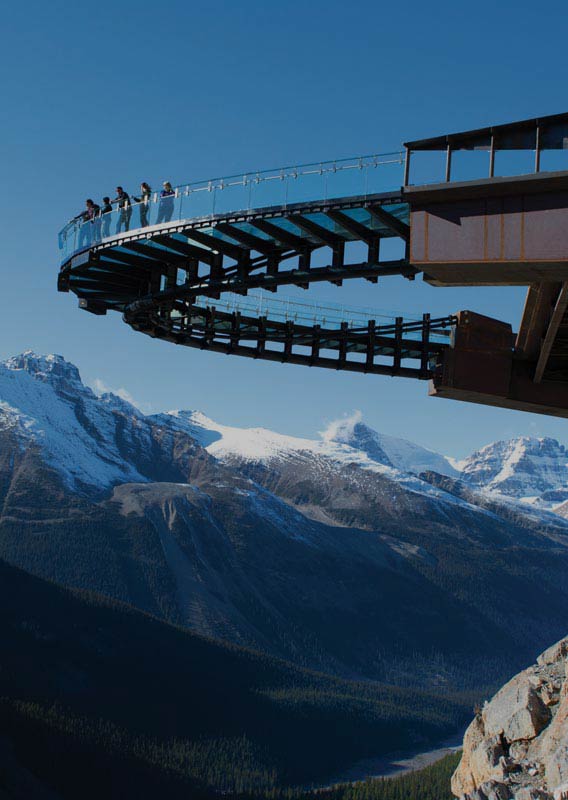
[
  {"left": 74, "top": 204, "right": 99, "bottom": 223},
  {"left": 100, "top": 202, "right": 112, "bottom": 215},
  {"left": 113, "top": 191, "right": 131, "bottom": 207}
]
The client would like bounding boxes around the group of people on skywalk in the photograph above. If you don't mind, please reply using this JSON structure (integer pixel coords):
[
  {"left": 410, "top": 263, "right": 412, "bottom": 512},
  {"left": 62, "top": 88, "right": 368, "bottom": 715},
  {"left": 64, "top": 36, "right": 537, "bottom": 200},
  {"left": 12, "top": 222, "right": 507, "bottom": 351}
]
[{"left": 72, "top": 181, "right": 176, "bottom": 246}]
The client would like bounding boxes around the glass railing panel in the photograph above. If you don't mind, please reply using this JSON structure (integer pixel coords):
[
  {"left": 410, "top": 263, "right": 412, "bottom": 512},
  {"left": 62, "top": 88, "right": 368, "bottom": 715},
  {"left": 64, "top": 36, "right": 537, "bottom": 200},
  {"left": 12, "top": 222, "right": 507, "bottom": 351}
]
[
  {"left": 248, "top": 171, "right": 295, "bottom": 209},
  {"left": 324, "top": 163, "right": 370, "bottom": 200},
  {"left": 128, "top": 199, "right": 153, "bottom": 231},
  {"left": 110, "top": 205, "right": 133, "bottom": 236},
  {"left": 58, "top": 221, "right": 78, "bottom": 262},
  {"left": 209, "top": 179, "right": 254, "bottom": 217},
  {"left": 450, "top": 150, "right": 491, "bottom": 183},
  {"left": 99, "top": 208, "right": 115, "bottom": 239},
  {"left": 406, "top": 151, "right": 446, "bottom": 186},
  {"left": 175, "top": 185, "right": 216, "bottom": 221},
  {"left": 540, "top": 150, "right": 568, "bottom": 172},
  {"left": 493, "top": 150, "right": 536, "bottom": 178},
  {"left": 187, "top": 291, "right": 452, "bottom": 345},
  {"left": 59, "top": 152, "right": 406, "bottom": 264},
  {"left": 74, "top": 218, "right": 96, "bottom": 250},
  {"left": 194, "top": 290, "right": 418, "bottom": 328},
  {"left": 323, "top": 163, "right": 364, "bottom": 200},
  {"left": 366, "top": 157, "right": 406, "bottom": 194}
]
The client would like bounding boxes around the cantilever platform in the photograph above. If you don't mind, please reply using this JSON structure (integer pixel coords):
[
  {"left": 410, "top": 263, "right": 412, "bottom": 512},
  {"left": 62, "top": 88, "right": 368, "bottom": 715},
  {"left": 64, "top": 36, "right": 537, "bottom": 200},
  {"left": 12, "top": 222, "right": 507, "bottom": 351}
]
[
  {"left": 58, "top": 112, "right": 568, "bottom": 416},
  {"left": 58, "top": 162, "right": 449, "bottom": 379}
]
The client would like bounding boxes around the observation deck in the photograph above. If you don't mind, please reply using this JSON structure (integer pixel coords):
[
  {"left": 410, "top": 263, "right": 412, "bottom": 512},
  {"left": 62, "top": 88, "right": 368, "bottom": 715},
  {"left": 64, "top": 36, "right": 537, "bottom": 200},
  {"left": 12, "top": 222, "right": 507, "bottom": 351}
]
[{"left": 58, "top": 112, "right": 568, "bottom": 417}]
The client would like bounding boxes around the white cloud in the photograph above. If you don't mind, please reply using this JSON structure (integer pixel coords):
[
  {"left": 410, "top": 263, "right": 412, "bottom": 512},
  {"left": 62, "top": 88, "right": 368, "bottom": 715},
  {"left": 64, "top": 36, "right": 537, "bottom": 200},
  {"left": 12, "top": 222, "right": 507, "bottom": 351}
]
[
  {"left": 319, "top": 409, "right": 363, "bottom": 443},
  {"left": 89, "top": 378, "right": 152, "bottom": 413}
]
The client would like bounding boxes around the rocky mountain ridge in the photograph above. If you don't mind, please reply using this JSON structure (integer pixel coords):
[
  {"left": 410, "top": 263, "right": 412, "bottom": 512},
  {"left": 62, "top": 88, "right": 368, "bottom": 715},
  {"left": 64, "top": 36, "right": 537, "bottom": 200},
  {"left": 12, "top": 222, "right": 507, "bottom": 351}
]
[{"left": 156, "top": 411, "right": 568, "bottom": 516}]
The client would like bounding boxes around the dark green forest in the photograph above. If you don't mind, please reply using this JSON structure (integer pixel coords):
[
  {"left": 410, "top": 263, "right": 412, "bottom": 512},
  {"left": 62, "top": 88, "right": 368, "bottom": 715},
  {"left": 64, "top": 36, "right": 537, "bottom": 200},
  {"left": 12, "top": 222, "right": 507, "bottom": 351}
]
[
  {"left": 0, "top": 557, "right": 469, "bottom": 798},
  {"left": 293, "top": 752, "right": 461, "bottom": 800},
  {"left": 0, "top": 695, "right": 461, "bottom": 799}
]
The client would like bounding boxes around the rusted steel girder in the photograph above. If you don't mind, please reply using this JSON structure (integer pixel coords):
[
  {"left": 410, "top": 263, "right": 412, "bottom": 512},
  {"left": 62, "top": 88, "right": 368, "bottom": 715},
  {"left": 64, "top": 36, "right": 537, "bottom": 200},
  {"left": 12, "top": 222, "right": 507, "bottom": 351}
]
[
  {"left": 405, "top": 172, "right": 568, "bottom": 286},
  {"left": 430, "top": 310, "right": 568, "bottom": 418}
]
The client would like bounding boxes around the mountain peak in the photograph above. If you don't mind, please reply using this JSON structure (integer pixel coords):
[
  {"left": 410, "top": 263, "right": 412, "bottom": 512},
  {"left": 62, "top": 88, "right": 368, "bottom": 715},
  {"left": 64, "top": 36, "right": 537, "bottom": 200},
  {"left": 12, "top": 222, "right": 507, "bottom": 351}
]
[
  {"left": 459, "top": 435, "right": 568, "bottom": 503},
  {"left": 322, "top": 413, "right": 394, "bottom": 467},
  {"left": 320, "top": 412, "right": 458, "bottom": 477},
  {"left": 4, "top": 351, "right": 83, "bottom": 388}
]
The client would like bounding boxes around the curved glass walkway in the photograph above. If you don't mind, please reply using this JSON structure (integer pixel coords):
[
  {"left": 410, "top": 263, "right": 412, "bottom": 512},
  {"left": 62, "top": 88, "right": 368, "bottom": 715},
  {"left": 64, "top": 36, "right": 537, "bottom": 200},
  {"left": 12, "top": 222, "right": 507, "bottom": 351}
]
[
  {"left": 58, "top": 152, "right": 405, "bottom": 266},
  {"left": 57, "top": 149, "right": 450, "bottom": 379}
]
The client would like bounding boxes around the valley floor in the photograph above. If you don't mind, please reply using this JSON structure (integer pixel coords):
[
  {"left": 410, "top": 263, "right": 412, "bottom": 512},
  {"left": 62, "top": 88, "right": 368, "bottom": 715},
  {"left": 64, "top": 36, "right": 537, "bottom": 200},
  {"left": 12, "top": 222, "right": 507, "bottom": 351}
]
[{"left": 312, "top": 731, "right": 464, "bottom": 789}]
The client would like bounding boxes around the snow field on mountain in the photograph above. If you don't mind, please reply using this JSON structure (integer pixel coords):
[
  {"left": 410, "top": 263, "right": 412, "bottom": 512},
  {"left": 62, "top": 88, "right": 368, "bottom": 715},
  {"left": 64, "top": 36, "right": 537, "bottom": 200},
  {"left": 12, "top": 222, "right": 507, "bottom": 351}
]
[
  {"left": 0, "top": 354, "right": 146, "bottom": 490},
  {"left": 2, "top": 352, "right": 568, "bottom": 517}
]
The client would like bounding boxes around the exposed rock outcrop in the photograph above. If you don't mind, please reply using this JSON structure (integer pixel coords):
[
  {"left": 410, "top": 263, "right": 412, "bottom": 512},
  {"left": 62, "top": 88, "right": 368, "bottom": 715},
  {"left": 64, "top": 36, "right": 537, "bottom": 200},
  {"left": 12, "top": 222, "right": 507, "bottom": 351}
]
[{"left": 453, "top": 636, "right": 568, "bottom": 799}]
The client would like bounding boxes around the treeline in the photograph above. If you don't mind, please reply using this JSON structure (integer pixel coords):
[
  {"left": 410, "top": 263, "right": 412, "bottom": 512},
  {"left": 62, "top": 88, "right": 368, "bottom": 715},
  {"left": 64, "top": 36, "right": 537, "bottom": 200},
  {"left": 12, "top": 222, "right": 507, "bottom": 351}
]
[
  {"left": 1, "top": 697, "right": 460, "bottom": 800},
  {"left": 307, "top": 753, "right": 461, "bottom": 800},
  {"left": 255, "top": 753, "right": 461, "bottom": 800}
]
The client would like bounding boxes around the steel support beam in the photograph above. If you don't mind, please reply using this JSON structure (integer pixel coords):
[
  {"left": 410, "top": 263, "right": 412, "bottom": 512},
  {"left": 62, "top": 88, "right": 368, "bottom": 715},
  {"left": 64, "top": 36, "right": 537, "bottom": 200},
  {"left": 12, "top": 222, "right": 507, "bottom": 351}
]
[
  {"left": 366, "top": 205, "right": 410, "bottom": 241},
  {"left": 534, "top": 282, "right": 568, "bottom": 382}
]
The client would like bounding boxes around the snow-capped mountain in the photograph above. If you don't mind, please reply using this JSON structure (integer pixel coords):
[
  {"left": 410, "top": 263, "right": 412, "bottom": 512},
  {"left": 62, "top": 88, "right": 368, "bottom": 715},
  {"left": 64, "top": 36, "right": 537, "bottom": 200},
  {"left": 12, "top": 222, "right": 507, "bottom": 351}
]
[
  {"left": 154, "top": 409, "right": 458, "bottom": 476},
  {"left": 457, "top": 437, "right": 568, "bottom": 508},
  {"left": 2, "top": 353, "right": 456, "bottom": 494},
  {"left": 0, "top": 352, "right": 147, "bottom": 490},
  {"left": 0, "top": 351, "right": 211, "bottom": 494},
  {"left": 151, "top": 409, "right": 488, "bottom": 513},
  {"left": 2, "top": 352, "right": 568, "bottom": 514},
  {"left": 156, "top": 409, "right": 568, "bottom": 512},
  {"left": 3, "top": 351, "right": 568, "bottom": 690}
]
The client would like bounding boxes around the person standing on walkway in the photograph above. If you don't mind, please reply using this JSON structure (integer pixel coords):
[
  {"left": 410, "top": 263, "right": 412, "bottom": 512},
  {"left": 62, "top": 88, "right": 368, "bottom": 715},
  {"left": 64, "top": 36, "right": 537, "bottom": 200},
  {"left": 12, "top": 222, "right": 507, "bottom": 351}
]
[
  {"left": 133, "top": 182, "right": 152, "bottom": 228},
  {"left": 77, "top": 199, "right": 100, "bottom": 247},
  {"left": 112, "top": 186, "right": 132, "bottom": 233},
  {"left": 100, "top": 196, "right": 112, "bottom": 238},
  {"left": 89, "top": 198, "right": 102, "bottom": 243},
  {"left": 156, "top": 181, "right": 175, "bottom": 224}
]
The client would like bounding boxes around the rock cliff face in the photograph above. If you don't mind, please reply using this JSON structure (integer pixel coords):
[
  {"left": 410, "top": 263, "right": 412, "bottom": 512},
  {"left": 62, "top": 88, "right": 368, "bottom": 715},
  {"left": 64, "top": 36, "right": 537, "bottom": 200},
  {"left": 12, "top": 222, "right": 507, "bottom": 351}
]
[{"left": 453, "top": 637, "right": 568, "bottom": 800}]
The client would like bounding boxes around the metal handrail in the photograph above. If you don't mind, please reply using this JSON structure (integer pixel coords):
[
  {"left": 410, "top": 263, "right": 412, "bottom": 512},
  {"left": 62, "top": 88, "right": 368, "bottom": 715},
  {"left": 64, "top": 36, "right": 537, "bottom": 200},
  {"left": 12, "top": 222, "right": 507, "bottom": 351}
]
[{"left": 187, "top": 290, "right": 454, "bottom": 342}]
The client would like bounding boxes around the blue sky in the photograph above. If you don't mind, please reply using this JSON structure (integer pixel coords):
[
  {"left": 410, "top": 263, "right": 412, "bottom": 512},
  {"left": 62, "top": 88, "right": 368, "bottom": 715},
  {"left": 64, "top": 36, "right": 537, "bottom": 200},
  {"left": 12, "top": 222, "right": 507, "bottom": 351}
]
[{"left": 1, "top": 0, "right": 568, "bottom": 457}]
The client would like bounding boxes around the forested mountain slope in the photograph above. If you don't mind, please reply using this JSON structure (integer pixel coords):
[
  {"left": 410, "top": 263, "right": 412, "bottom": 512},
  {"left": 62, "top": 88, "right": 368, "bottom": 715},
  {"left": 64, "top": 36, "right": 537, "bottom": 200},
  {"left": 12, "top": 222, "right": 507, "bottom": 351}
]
[{"left": 0, "top": 558, "right": 467, "bottom": 798}]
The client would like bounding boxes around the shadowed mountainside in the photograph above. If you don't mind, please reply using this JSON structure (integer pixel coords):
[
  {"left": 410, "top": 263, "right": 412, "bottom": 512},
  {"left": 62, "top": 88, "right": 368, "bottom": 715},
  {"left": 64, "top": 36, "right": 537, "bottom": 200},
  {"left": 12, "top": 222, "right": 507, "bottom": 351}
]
[{"left": 0, "top": 558, "right": 468, "bottom": 798}]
